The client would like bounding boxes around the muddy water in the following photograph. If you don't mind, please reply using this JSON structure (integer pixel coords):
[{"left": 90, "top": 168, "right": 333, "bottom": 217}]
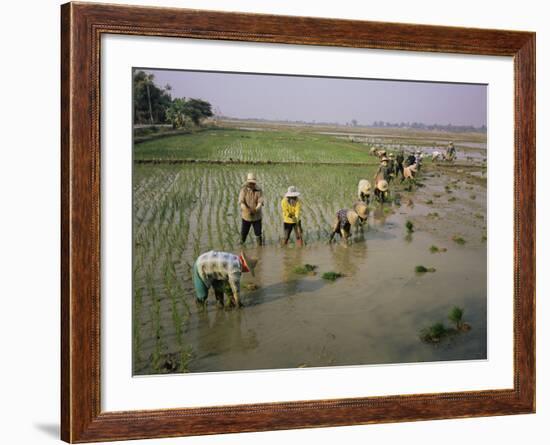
[{"left": 185, "top": 179, "right": 487, "bottom": 372}]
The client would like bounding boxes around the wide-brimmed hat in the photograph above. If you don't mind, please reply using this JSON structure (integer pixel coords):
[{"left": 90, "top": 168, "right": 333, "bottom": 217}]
[
  {"left": 346, "top": 209, "right": 360, "bottom": 226},
  {"left": 378, "top": 150, "right": 387, "bottom": 155},
  {"left": 353, "top": 202, "right": 369, "bottom": 220},
  {"left": 377, "top": 180, "right": 389, "bottom": 192},
  {"left": 381, "top": 157, "right": 389, "bottom": 162},
  {"left": 245, "top": 172, "right": 257, "bottom": 183},
  {"left": 388, "top": 153, "right": 395, "bottom": 158},
  {"left": 240, "top": 251, "right": 258, "bottom": 277},
  {"left": 285, "top": 185, "right": 300, "bottom": 198}
]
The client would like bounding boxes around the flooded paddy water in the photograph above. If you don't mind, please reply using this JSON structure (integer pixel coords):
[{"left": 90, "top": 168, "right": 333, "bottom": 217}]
[{"left": 132, "top": 160, "right": 487, "bottom": 375}]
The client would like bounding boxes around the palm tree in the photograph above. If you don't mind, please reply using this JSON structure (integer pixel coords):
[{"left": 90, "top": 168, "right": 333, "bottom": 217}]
[{"left": 145, "top": 73, "right": 155, "bottom": 125}]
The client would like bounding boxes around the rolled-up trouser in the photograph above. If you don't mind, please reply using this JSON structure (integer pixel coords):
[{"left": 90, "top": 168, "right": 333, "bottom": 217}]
[{"left": 192, "top": 261, "right": 209, "bottom": 302}]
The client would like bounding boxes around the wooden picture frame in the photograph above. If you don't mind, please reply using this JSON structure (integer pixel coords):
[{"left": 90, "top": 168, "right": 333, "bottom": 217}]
[{"left": 61, "top": 2, "right": 535, "bottom": 442}]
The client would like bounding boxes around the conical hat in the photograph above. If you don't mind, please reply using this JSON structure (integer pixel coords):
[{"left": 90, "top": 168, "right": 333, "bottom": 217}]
[
  {"left": 377, "top": 180, "right": 389, "bottom": 192},
  {"left": 353, "top": 202, "right": 369, "bottom": 220},
  {"left": 347, "top": 210, "right": 359, "bottom": 226},
  {"left": 285, "top": 185, "right": 300, "bottom": 198},
  {"left": 240, "top": 251, "right": 258, "bottom": 277}
]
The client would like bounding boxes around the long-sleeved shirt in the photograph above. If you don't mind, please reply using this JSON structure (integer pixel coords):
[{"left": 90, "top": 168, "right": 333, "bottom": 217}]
[
  {"left": 238, "top": 185, "right": 264, "bottom": 222},
  {"left": 196, "top": 250, "right": 242, "bottom": 296},
  {"left": 281, "top": 198, "right": 301, "bottom": 224}
]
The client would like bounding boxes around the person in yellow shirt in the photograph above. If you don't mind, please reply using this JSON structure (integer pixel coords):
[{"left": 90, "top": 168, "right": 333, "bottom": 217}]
[{"left": 281, "top": 186, "right": 303, "bottom": 246}]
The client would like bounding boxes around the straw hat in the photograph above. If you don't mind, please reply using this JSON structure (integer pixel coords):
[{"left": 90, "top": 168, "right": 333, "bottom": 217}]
[
  {"left": 377, "top": 180, "right": 389, "bottom": 192},
  {"left": 346, "top": 210, "right": 360, "bottom": 226},
  {"left": 240, "top": 251, "right": 258, "bottom": 277},
  {"left": 245, "top": 172, "right": 257, "bottom": 183},
  {"left": 388, "top": 153, "right": 395, "bottom": 158},
  {"left": 285, "top": 185, "right": 300, "bottom": 198},
  {"left": 353, "top": 202, "right": 369, "bottom": 220},
  {"left": 381, "top": 157, "right": 389, "bottom": 163},
  {"left": 378, "top": 150, "right": 387, "bottom": 155}
]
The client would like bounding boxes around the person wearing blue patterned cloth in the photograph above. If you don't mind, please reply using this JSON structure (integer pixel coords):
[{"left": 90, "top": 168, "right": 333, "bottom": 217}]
[
  {"left": 328, "top": 202, "right": 369, "bottom": 244},
  {"left": 193, "top": 250, "right": 257, "bottom": 308}
]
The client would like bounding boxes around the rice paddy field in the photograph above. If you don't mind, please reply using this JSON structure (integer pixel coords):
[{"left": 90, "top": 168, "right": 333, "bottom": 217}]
[{"left": 132, "top": 125, "right": 488, "bottom": 375}]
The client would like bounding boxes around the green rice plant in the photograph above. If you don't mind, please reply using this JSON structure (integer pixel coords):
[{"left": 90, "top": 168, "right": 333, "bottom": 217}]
[
  {"left": 425, "top": 199, "right": 433, "bottom": 205},
  {"left": 429, "top": 245, "right": 439, "bottom": 253},
  {"left": 448, "top": 306, "right": 464, "bottom": 330},
  {"left": 433, "top": 193, "right": 442, "bottom": 198},
  {"left": 405, "top": 220, "right": 414, "bottom": 233},
  {"left": 293, "top": 264, "right": 318, "bottom": 275},
  {"left": 419, "top": 322, "right": 448, "bottom": 343},
  {"left": 448, "top": 196, "right": 457, "bottom": 202},
  {"left": 470, "top": 194, "right": 477, "bottom": 200},
  {"left": 415, "top": 265, "right": 436, "bottom": 273},
  {"left": 322, "top": 271, "right": 343, "bottom": 281},
  {"left": 452, "top": 235, "right": 466, "bottom": 245},
  {"left": 427, "top": 212, "right": 439, "bottom": 218},
  {"left": 481, "top": 234, "right": 487, "bottom": 242}
]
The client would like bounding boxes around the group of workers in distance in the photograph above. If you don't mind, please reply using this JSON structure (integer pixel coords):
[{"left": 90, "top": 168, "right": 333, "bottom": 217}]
[{"left": 193, "top": 142, "right": 456, "bottom": 308}]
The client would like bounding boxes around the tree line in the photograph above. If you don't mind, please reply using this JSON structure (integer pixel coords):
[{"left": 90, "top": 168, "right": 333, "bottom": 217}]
[
  {"left": 371, "top": 120, "right": 487, "bottom": 133},
  {"left": 133, "top": 70, "right": 213, "bottom": 128}
]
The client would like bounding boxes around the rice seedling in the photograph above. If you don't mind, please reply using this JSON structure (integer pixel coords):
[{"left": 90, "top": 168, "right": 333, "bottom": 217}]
[
  {"left": 415, "top": 265, "right": 436, "bottom": 273},
  {"left": 419, "top": 322, "right": 448, "bottom": 343},
  {"left": 293, "top": 264, "right": 318, "bottom": 275},
  {"left": 470, "top": 194, "right": 477, "bottom": 200},
  {"left": 448, "top": 306, "right": 464, "bottom": 330},
  {"left": 452, "top": 235, "right": 466, "bottom": 245},
  {"left": 429, "top": 245, "right": 446, "bottom": 253},
  {"left": 425, "top": 199, "right": 433, "bottom": 205},
  {"left": 427, "top": 212, "right": 439, "bottom": 218},
  {"left": 448, "top": 196, "right": 457, "bottom": 202},
  {"left": 405, "top": 220, "right": 414, "bottom": 233},
  {"left": 322, "top": 271, "right": 343, "bottom": 281}
]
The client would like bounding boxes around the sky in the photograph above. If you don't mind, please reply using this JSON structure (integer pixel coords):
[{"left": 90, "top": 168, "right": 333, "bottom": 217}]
[{"left": 141, "top": 68, "right": 487, "bottom": 127}]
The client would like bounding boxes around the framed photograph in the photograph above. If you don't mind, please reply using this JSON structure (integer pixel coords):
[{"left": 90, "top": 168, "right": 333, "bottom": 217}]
[{"left": 61, "top": 2, "right": 535, "bottom": 442}]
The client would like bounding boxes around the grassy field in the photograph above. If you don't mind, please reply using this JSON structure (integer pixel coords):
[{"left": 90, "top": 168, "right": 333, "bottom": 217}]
[{"left": 134, "top": 128, "right": 378, "bottom": 163}]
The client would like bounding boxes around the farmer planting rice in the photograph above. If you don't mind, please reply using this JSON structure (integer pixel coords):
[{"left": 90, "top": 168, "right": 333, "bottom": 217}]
[
  {"left": 375, "top": 157, "right": 392, "bottom": 184},
  {"left": 281, "top": 186, "right": 304, "bottom": 246},
  {"left": 404, "top": 152, "right": 416, "bottom": 167},
  {"left": 387, "top": 153, "right": 396, "bottom": 182},
  {"left": 395, "top": 150, "right": 405, "bottom": 180},
  {"left": 238, "top": 172, "right": 264, "bottom": 245},
  {"left": 193, "top": 250, "right": 258, "bottom": 308},
  {"left": 446, "top": 141, "right": 457, "bottom": 161},
  {"left": 374, "top": 179, "right": 390, "bottom": 203},
  {"left": 329, "top": 202, "right": 369, "bottom": 244},
  {"left": 357, "top": 179, "right": 372, "bottom": 204}
]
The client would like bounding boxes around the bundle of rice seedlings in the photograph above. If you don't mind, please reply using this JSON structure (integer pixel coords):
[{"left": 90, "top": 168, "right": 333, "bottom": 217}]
[
  {"left": 452, "top": 235, "right": 466, "bottom": 245},
  {"left": 293, "top": 264, "right": 318, "bottom": 275},
  {"left": 322, "top": 271, "right": 343, "bottom": 281},
  {"left": 415, "top": 265, "right": 436, "bottom": 273},
  {"left": 419, "top": 322, "right": 447, "bottom": 343}
]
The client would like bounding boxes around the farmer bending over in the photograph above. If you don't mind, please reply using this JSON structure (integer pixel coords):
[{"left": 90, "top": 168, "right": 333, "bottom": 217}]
[
  {"left": 329, "top": 202, "right": 369, "bottom": 244},
  {"left": 281, "top": 186, "right": 303, "bottom": 246},
  {"left": 238, "top": 172, "right": 264, "bottom": 245},
  {"left": 193, "top": 250, "right": 257, "bottom": 308}
]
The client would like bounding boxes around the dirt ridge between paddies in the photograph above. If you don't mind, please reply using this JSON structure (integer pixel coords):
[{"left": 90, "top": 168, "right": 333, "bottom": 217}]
[{"left": 134, "top": 158, "right": 482, "bottom": 169}]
